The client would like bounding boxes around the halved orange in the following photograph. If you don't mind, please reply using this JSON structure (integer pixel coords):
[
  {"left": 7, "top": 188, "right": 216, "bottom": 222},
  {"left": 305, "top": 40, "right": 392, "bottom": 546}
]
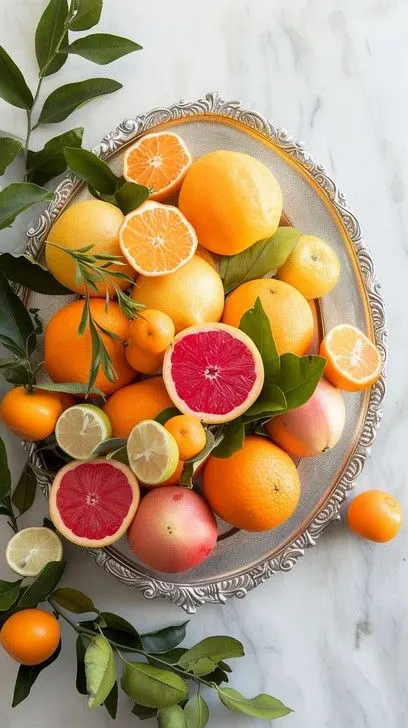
[
  {"left": 123, "top": 132, "right": 192, "bottom": 201},
  {"left": 320, "top": 324, "right": 382, "bottom": 392},
  {"left": 119, "top": 201, "right": 198, "bottom": 276}
]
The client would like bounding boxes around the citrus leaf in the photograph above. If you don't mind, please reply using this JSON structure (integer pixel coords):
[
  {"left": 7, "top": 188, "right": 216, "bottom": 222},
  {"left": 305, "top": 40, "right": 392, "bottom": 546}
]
[
  {"left": 69, "top": 0, "right": 102, "bottom": 30},
  {"left": 107, "top": 445, "right": 129, "bottom": 465},
  {"left": 0, "top": 252, "right": 72, "bottom": 295},
  {"left": 0, "top": 274, "right": 36, "bottom": 354},
  {"left": 64, "top": 33, "right": 142, "bottom": 64},
  {"left": 0, "top": 182, "right": 54, "bottom": 229},
  {"left": 35, "top": 0, "right": 69, "bottom": 77},
  {"left": 219, "top": 227, "right": 302, "bottom": 294},
  {"left": 158, "top": 704, "right": 186, "bottom": 728},
  {"left": 33, "top": 382, "right": 105, "bottom": 397},
  {"left": 244, "top": 382, "right": 287, "bottom": 421},
  {"left": 217, "top": 687, "right": 292, "bottom": 719},
  {"left": 185, "top": 657, "right": 218, "bottom": 677},
  {"left": 211, "top": 420, "right": 245, "bottom": 459},
  {"left": 141, "top": 622, "right": 189, "bottom": 654},
  {"left": 0, "top": 46, "right": 33, "bottom": 109},
  {"left": 64, "top": 146, "right": 117, "bottom": 194},
  {"left": 121, "top": 662, "right": 188, "bottom": 708},
  {"left": 0, "top": 436, "right": 11, "bottom": 499},
  {"left": 85, "top": 633, "right": 116, "bottom": 708},
  {"left": 178, "top": 637, "right": 244, "bottom": 673},
  {"left": 0, "top": 578, "right": 22, "bottom": 611},
  {"left": 51, "top": 588, "right": 96, "bottom": 614},
  {"left": 11, "top": 463, "right": 36, "bottom": 515},
  {"left": 27, "top": 127, "right": 84, "bottom": 185},
  {"left": 97, "top": 611, "right": 141, "bottom": 650},
  {"left": 92, "top": 437, "right": 126, "bottom": 457},
  {"left": 2, "top": 362, "right": 31, "bottom": 385},
  {"left": 18, "top": 561, "right": 66, "bottom": 608},
  {"left": 278, "top": 353, "right": 326, "bottom": 409},
  {"left": 104, "top": 680, "right": 118, "bottom": 719},
  {"left": 132, "top": 703, "right": 157, "bottom": 720},
  {"left": 148, "top": 648, "right": 187, "bottom": 667},
  {"left": 115, "top": 180, "right": 150, "bottom": 214},
  {"left": 155, "top": 407, "right": 181, "bottom": 426},
  {"left": 36, "top": 78, "right": 122, "bottom": 126},
  {"left": 184, "top": 694, "right": 209, "bottom": 728},
  {"left": 0, "top": 136, "right": 22, "bottom": 175},
  {"left": 12, "top": 641, "right": 62, "bottom": 707},
  {"left": 76, "top": 634, "right": 89, "bottom": 694},
  {"left": 239, "top": 297, "right": 279, "bottom": 383}
]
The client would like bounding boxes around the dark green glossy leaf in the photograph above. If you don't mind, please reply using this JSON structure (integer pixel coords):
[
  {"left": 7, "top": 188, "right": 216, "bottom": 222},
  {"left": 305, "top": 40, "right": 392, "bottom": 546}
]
[
  {"left": 178, "top": 637, "right": 244, "bottom": 673},
  {"left": 18, "top": 561, "right": 66, "bottom": 608},
  {"left": 12, "top": 641, "right": 62, "bottom": 707},
  {"left": 107, "top": 445, "right": 129, "bottom": 465},
  {"left": 76, "top": 634, "right": 89, "bottom": 695},
  {"left": 0, "top": 252, "right": 71, "bottom": 294},
  {"left": 158, "top": 704, "right": 186, "bottom": 728},
  {"left": 0, "top": 46, "right": 33, "bottom": 109},
  {"left": 65, "top": 33, "right": 142, "bottom": 64},
  {"left": 121, "top": 662, "right": 188, "bottom": 708},
  {"left": 217, "top": 687, "right": 292, "bottom": 719},
  {"left": 184, "top": 694, "right": 209, "bottom": 728},
  {"left": 0, "top": 437, "right": 11, "bottom": 499},
  {"left": 278, "top": 353, "right": 326, "bottom": 409},
  {"left": 36, "top": 78, "right": 122, "bottom": 126},
  {"left": 12, "top": 463, "right": 36, "bottom": 515},
  {"left": 244, "top": 382, "right": 287, "bottom": 421},
  {"left": 51, "top": 588, "right": 96, "bottom": 614},
  {"left": 85, "top": 633, "right": 116, "bottom": 708},
  {"left": 104, "top": 680, "right": 118, "bottom": 719},
  {"left": 141, "top": 622, "right": 188, "bottom": 654},
  {"left": 64, "top": 146, "right": 117, "bottom": 194},
  {"left": 98, "top": 612, "right": 141, "bottom": 650},
  {"left": 27, "top": 127, "right": 84, "bottom": 185},
  {"left": 69, "top": 0, "right": 102, "bottom": 30},
  {"left": 0, "top": 136, "right": 22, "bottom": 175},
  {"left": 204, "top": 665, "right": 229, "bottom": 686},
  {"left": 33, "top": 382, "right": 105, "bottom": 397},
  {"left": 155, "top": 408, "right": 181, "bottom": 426},
  {"left": 211, "top": 420, "right": 245, "bottom": 459},
  {"left": 115, "top": 181, "right": 150, "bottom": 214},
  {"left": 0, "top": 578, "right": 22, "bottom": 611},
  {"left": 239, "top": 297, "right": 279, "bottom": 383},
  {"left": 219, "top": 227, "right": 302, "bottom": 294},
  {"left": 2, "top": 363, "right": 31, "bottom": 385},
  {"left": 0, "top": 274, "right": 36, "bottom": 354},
  {"left": 92, "top": 437, "right": 126, "bottom": 457},
  {"left": 132, "top": 703, "right": 157, "bottom": 720},
  {"left": 0, "top": 182, "right": 54, "bottom": 229},
  {"left": 35, "top": 0, "right": 69, "bottom": 77}
]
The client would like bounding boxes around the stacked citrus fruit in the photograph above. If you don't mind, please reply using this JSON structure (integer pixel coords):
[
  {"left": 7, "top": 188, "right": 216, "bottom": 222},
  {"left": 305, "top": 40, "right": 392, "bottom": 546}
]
[{"left": 0, "top": 131, "right": 391, "bottom": 579}]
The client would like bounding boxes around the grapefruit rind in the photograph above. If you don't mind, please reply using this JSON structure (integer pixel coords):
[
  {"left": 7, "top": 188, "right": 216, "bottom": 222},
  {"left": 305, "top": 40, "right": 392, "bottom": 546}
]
[
  {"left": 49, "top": 458, "right": 140, "bottom": 548},
  {"left": 162, "top": 323, "right": 265, "bottom": 424}
]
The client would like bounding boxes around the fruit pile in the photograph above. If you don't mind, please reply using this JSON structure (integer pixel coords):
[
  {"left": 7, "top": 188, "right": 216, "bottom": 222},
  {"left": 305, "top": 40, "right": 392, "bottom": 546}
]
[{"left": 0, "top": 132, "right": 388, "bottom": 574}]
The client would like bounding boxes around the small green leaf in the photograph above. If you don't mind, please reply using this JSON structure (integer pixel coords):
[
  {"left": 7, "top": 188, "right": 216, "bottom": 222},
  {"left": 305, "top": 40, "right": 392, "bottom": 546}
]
[
  {"left": 85, "top": 633, "right": 116, "bottom": 708},
  {"left": 186, "top": 657, "right": 218, "bottom": 677},
  {"left": 12, "top": 642, "right": 62, "bottom": 707},
  {"left": 35, "top": 0, "right": 69, "bottom": 77},
  {"left": 148, "top": 648, "right": 187, "bottom": 666},
  {"left": 69, "top": 0, "right": 102, "bottom": 30},
  {"left": 217, "top": 687, "right": 292, "bottom": 719},
  {"left": 104, "top": 680, "right": 118, "bottom": 719},
  {"left": 0, "top": 46, "right": 33, "bottom": 109},
  {"left": 158, "top": 704, "right": 186, "bottom": 728},
  {"left": 115, "top": 180, "right": 150, "bottom": 214},
  {"left": 244, "top": 382, "right": 287, "bottom": 421},
  {"left": 0, "top": 274, "right": 36, "bottom": 354},
  {"left": 132, "top": 703, "right": 157, "bottom": 720},
  {"left": 107, "top": 445, "right": 129, "bottom": 465},
  {"left": 98, "top": 611, "right": 141, "bottom": 650},
  {"left": 219, "top": 227, "right": 302, "bottom": 294},
  {"left": 12, "top": 463, "right": 36, "bottom": 515},
  {"left": 0, "top": 136, "right": 22, "bottom": 175},
  {"left": 141, "top": 622, "right": 188, "bottom": 654},
  {"left": 64, "top": 33, "right": 142, "bottom": 64},
  {"left": 211, "top": 420, "right": 245, "bottom": 459},
  {"left": 36, "top": 78, "right": 122, "bottom": 126},
  {"left": 178, "top": 637, "right": 244, "bottom": 673},
  {"left": 2, "top": 362, "right": 31, "bottom": 386},
  {"left": 184, "top": 694, "right": 209, "bottom": 728},
  {"left": 27, "top": 127, "right": 84, "bottom": 185},
  {"left": 64, "top": 146, "right": 117, "bottom": 194},
  {"left": 0, "top": 183, "right": 54, "bottom": 230},
  {"left": 0, "top": 437, "right": 11, "bottom": 500},
  {"left": 18, "top": 561, "right": 66, "bottom": 608},
  {"left": 239, "top": 297, "right": 279, "bottom": 383},
  {"left": 51, "top": 588, "right": 96, "bottom": 614},
  {"left": 278, "top": 353, "right": 326, "bottom": 409},
  {"left": 33, "top": 382, "right": 105, "bottom": 397},
  {"left": 0, "top": 578, "right": 22, "bottom": 611},
  {"left": 76, "top": 634, "right": 89, "bottom": 695},
  {"left": 155, "top": 407, "right": 181, "bottom": 426},
  {"left": 121, "top": 661, "right": 188, "bottom": 708},
  {"left": 0, "top": 252, "right": 71, "bottom": 295},
  {"left": 92, "top": 437, "right": 127, "bottom": 457}
]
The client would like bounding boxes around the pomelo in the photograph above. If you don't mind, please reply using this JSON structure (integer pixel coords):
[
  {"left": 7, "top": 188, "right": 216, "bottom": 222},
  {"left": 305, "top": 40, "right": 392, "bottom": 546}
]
[
  {"left": 49, "top": 459, "right": 140, "bottom": 548},
  {"left": 162, "top": 323, "right": 264, "bottom": 424}
]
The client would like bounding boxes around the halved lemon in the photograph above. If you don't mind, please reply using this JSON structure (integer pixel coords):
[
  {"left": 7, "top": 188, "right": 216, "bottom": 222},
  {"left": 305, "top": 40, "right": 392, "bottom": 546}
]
[
  {"left": 6, "top": 527, "right": 63, "bottom": 577},
  {"left": 55, "top": 404, "right": 112, "bottom": 460},
  {"left": 127, "top": 419, "right": 179, "bottom": 485},
  {"left": 320, "top": 324, "right": 382, "bottom": 392}
]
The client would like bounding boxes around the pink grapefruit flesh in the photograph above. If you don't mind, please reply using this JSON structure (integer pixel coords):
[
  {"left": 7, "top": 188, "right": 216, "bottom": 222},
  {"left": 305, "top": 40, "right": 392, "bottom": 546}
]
[
  {"left": 49, "top": 459, "right": 140, "bottom": 547},
  {"left": 162, "top": 323, "right": 264, "bottom": 424}
]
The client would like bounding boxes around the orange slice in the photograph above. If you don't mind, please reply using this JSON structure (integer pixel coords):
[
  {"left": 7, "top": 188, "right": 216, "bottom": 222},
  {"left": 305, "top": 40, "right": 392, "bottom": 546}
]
[
  {"left": 119, "top": 201, "right": 197, "bottom": 276},
  {"left": 320, "top": 324, "right": 382, "bottom": 392},
  {"left": 123, "top": 132, "right": 192, "bottom": 201}
]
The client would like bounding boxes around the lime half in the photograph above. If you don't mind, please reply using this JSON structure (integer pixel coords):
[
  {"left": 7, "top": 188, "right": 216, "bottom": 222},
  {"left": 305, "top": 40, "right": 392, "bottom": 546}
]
[
  {"left": 127, "top": 419, "right": 179, "bottom": 485},
  {"left": 6, "top": 527, "right": 63, "bottom": 577},
  {"left": 55, "top": 404, "right": 112, "bottom": 460}
]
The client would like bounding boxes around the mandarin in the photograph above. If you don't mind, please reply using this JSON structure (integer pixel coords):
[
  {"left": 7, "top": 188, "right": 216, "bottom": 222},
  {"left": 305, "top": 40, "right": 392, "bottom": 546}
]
[
  {"left": 0, "top": 387, "right": 75, "bottom": 441},
  {"left": 1, "top": 609, "right": 60, "bottom": 666}
]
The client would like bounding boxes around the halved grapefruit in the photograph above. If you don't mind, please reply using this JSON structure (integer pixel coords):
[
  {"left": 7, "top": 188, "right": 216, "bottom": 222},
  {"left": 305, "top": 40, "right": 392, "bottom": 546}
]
[
  {"left": 49, "top": 459, "right": 140, "bottom": 548},
  {"left": 162, "top": 323, "right": 264, "bottom": 424}
]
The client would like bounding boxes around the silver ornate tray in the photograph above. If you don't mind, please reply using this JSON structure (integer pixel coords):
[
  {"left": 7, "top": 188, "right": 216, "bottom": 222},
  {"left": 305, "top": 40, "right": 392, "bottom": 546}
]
[{"left": 24, "top": 93, "right": 386, "bottom": 613}]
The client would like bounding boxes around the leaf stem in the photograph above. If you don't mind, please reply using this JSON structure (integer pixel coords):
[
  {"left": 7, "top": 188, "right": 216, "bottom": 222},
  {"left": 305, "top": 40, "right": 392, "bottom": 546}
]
[
  {"left": 47, "top": 598, "right": 96, "bottom": 636},
  {"left": 2, "top": 496, "right": 19, "bottom": 533},
  {"left": 118, "top": 648, "right": 212, "bottom": 688}
]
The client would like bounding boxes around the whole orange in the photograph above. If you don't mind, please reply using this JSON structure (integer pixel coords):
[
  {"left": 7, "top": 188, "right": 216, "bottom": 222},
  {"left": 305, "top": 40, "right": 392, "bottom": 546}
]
[
  {"left": 1, "top": 609, "right": 60, "bottom": 666},
  {"left": 125, "top": 345, "right": 163, "bottom": 375},
  {"left": 202, "top": 435, "right": 300, "bottom": 531},
  {"left": 179, "top": 150, "right": 283, "bottom": 255},
  {"left": 347, "top": 490, "right": 402, "bottom": 542},
  {"left": 0, "top": 386, "right": 75, "bottom": 441},
  {"left": 127, "top": 309, "right": 175, "bottom": 355},
  {"left": 103, "top": 377, "right": 174, "bottom": 437},
  {"left": 222, "top": 278, "right": 314, "bottom": 355},
  {"left": 165, "top": 415, "right": 206, "bottom": 461},
  {"left": 44, "top": 299, "right": 135, "bottom": 395},
  {"left": 131, "top": 255, "right": 224, "bottom": 333},
  {"left": 46, "top": 200, "right": 135, "bottom": 296}
]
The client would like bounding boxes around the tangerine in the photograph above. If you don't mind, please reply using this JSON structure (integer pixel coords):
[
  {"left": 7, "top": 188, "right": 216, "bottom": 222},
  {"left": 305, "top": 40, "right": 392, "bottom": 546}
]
[
  {"left": 127, "top": 309, "right": 175, "bottom": 355},
  {"left": 165, "top": 415, "right": 206, "bottom": 461},
  {"left": 347, "top": 490, "right": 402, "bottom": 542},
  {"left": 1, "top": 609, "right": 60, "bottom": 666},
  {"left": 0, "top": 386, "right": 75, "bottom": 441}
]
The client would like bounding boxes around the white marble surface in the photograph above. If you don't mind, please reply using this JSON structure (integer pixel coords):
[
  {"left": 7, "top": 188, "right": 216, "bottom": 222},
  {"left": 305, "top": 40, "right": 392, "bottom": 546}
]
[{"left": 0, "top": 0, "right": 407, "bottom": 726}]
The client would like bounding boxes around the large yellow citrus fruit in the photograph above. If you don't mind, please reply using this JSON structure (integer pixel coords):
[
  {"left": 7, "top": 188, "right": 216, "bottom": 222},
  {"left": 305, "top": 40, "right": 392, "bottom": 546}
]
[
  {"left": 46, "top": 199, "right": 135, "bottom": 296},
  {"left": 222, "top": 278, "right": 314, "bottom": 355},
  {"left": 179, "top": 150, "right": 283, "bottom": 255},
  {"left": 1, "top": 609, "right": 60, "bottom": 666},
  {"left": 277, "top": 235, "right": 340, "bottom": 299},
  {"left": 103, "top": 377, "right": 174, "bottom": 437},
  {"left": 131, "top": 255, "right": 224, "bottom": 332},
  {"left": 44, "top": 299, "right": 135, "bottom": 395}
]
